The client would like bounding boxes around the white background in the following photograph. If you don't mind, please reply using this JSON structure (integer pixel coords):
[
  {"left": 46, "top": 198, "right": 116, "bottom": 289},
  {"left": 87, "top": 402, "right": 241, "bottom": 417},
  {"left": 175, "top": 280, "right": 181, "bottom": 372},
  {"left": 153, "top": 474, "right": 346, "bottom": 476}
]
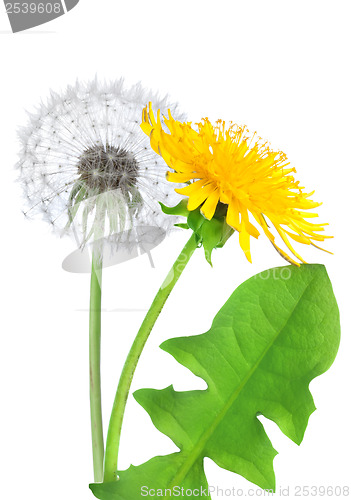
[{"left": 1, "top": 1, "right": 350, "bottom": 499}]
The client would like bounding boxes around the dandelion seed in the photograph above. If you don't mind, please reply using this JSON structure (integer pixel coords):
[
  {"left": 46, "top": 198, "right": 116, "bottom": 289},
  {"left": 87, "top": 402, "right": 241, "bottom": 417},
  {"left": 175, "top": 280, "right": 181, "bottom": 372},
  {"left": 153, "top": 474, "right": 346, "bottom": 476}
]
[{"left": 17, "top": 79, "right": 183, "bottom": 254}]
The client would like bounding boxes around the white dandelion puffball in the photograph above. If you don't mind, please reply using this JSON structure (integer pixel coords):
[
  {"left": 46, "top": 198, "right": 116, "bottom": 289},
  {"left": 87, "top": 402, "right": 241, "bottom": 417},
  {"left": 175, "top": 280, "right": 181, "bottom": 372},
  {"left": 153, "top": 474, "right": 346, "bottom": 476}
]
[{"left": 17, "top": 79, "right": 183, "bottom": 253}]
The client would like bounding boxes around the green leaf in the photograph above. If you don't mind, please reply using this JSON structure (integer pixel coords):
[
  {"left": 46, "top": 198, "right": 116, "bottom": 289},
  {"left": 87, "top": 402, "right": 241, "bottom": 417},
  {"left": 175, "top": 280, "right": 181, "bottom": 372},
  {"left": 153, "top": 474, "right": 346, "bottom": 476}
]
[
  {"left": 90, "top": 454, "right": 209, "bottom": 499},
  {"left": 91, "top": 265, "right": 339, "bottom": 499},
  {"left": 146, "top": 265, "right": 336, "bottom": 487}
]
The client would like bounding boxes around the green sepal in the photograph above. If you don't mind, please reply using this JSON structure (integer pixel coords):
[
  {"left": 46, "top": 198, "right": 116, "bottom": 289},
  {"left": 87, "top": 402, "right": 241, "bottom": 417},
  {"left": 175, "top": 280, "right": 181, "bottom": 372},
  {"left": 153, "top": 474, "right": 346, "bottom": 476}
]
[
  {"left": 160, "top": 199, "right": 190, "bottom": 217},
  {"left": 188, "top": 207, "right": 234, "bottom": 265},
  {"left": 161, "top": 200, "right": 234, "bottom": 265},
  {"left": 65, "top": 182, "right": 88, "bottom": 229},
  {"left": 201, "top": 217, "right": 234, "bottom": 265},
  {"left": 187, "top": 209, "right": 205, "bottom": 233}
]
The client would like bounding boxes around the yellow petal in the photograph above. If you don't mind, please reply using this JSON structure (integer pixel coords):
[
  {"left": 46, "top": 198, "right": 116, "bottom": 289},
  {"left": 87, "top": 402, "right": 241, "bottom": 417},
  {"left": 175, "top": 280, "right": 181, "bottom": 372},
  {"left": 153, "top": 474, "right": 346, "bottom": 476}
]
[
  {"left": 273, "top": 223, "right": 306, "bottom": 263},
  {"left": 167, "top": 171, "right": 199, "bottom": 183},
  {"left": 200, "top": 189, "right": 220, "bottom": 220},
  {"left": 187, "top": 183, "right": 216, "bottom": 211},
  {"left": 311, "top": 242, "right": 333, "bottom": 254},
  {"left": 140, "top": 121, "right": 152, "bottom": 136},
  {"left": 270, "top": 241, "right": 300, "bottom": 266},
  {"left": 239, "top": 229, "right": 252, "bottom": 263},
  {"left": 239, "top": 204, "right": 260, "bottom": 238},
  {"left": 226, "top": 198, "right": 240, "bottom": 231},
  {"left": 253, "top": 213, "right": 275, "bottom": 242},
  {"left": 148, "top": 131, "right": 159, "bottom": 156},
  {"left": 148, "top": 102, "right": 157, "bottom": 127},
  {"left": 176, "top": 179, "right": 208, "bottom": 196},
  {"left": 282, "top": 229, "right": 310, "bottom": 244}
]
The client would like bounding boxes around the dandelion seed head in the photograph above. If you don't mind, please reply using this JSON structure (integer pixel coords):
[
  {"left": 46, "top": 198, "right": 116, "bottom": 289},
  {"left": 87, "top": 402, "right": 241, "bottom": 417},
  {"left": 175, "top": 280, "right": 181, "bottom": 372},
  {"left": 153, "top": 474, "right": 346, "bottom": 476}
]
[{"left": 17, "top": 79, "right": 184, "bottom": 252}]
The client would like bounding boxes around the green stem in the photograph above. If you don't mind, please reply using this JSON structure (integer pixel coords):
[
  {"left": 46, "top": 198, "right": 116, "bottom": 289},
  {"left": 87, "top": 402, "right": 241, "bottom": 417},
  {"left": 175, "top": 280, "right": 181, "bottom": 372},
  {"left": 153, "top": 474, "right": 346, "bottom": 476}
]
[
  {"left": 89, "top": 253, "right": 104, "bottom": 482},
  {"left": 103, "top": 233, "right": 198, "bottom": 482}
]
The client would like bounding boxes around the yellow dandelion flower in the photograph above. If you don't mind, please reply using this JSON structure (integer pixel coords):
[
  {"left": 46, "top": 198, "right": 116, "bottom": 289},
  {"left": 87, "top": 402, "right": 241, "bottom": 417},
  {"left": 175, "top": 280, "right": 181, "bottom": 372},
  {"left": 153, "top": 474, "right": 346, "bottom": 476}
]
[{"left": 141, "top": 103, "right": 331, "bottom": 265}]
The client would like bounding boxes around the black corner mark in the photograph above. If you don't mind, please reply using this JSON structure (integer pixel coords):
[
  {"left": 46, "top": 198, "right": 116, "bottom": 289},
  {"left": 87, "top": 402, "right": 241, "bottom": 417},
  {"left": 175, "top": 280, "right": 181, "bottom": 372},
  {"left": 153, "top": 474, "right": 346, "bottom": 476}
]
[
  {"left": 4, "top": 0, "right": 80, "bottom": 33},
  {"left": 64, "top": 0, "right": 79, "bottom": 11}
]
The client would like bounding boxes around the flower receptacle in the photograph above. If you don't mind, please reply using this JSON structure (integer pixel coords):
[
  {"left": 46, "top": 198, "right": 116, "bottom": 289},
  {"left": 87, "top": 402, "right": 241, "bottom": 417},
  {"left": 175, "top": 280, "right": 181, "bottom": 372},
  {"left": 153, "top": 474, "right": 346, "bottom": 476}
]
[{"left": 160, "top": 200, "right": 234, "bottom": 266}]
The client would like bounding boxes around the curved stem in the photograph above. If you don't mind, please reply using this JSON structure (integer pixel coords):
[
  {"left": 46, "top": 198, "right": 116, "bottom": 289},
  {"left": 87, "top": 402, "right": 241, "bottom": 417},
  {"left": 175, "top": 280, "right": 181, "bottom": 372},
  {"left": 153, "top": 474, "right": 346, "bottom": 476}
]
[
  {"left": 89, "top": 253, "right": 104, "bottom": 482},
  {"left": 103, "top": 233, "right": 198, "bottom": 482}
]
